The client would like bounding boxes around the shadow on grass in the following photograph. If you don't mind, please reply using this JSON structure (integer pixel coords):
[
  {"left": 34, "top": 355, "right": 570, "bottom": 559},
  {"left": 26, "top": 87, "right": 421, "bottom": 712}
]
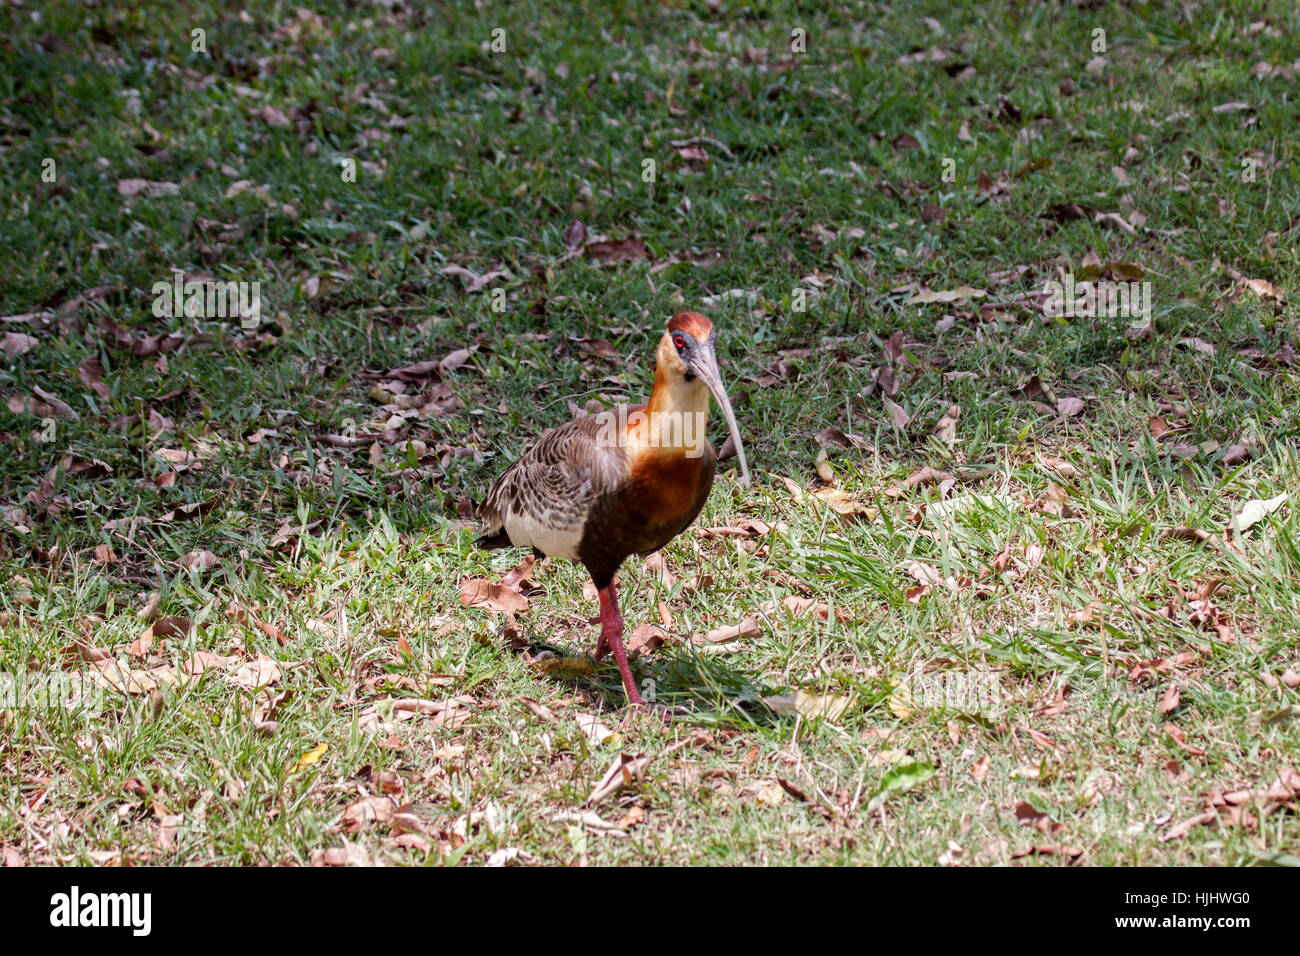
[{"left": 515, "top": 632, "right": 783, "bottom": 728}]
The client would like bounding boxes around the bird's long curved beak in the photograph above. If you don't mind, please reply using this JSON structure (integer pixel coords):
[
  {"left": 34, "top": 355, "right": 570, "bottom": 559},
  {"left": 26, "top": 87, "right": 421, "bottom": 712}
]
[{"left": 690, "top": 340, "right": 751, "bottom": 487}]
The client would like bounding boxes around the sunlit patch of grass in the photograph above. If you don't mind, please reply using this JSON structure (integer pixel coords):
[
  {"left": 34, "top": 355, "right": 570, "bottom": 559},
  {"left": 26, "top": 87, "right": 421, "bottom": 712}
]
[{"left": 1, "top": 0, "right": 1297, "bottom": 865}]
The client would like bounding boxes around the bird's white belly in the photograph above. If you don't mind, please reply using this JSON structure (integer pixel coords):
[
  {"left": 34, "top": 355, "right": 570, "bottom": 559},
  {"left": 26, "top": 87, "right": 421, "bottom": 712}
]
[{"left": 502, "top": 509, "right": 583, "bottom": 560}]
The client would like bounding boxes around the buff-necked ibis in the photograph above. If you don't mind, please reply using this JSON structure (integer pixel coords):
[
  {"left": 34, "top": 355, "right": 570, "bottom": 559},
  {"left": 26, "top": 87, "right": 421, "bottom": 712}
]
[{"left": 477, "top": 312, "right": 750, "bottom": 707}]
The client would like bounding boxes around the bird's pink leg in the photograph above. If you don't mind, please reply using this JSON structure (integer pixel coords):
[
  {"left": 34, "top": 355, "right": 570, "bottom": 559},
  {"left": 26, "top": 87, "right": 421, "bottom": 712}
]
[
  {"left": 593, "top": 580, "right": 614, "bottom": 660},
  {"left": 595, "top": 583, "right": 643, "bottom": 706}
]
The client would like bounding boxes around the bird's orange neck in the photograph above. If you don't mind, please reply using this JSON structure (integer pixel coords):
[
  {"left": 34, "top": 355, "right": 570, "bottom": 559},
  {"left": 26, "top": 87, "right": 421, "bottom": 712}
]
[{"left": 626, "top": 334, "right": 711, "bottom": 459}]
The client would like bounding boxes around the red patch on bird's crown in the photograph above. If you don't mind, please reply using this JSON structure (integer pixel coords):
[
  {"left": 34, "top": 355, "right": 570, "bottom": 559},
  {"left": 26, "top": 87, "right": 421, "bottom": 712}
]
[{"left": 667, "top": 311, "right": 714, "bottom": 343}]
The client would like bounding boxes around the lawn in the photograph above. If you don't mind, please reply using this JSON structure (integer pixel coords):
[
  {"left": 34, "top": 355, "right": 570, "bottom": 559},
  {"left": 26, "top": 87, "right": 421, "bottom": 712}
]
[{"left": 1, "top": 0, "right": 1297, "bottom": 866}]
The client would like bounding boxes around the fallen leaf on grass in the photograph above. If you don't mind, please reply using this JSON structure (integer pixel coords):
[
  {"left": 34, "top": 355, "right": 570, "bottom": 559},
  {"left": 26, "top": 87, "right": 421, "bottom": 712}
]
[
  {"left": 1161, "top": 811, "right": 1219, "bottom": 842},
  {"left": 809, "top": 488, "right": 880, "bottom": 524},
  {"left": 762, "top": 689, "right": 852, "bottom": 720},
  {"left": 252, "top": 687, "right": 289, "bottom": 735},
  {"left": 311, "top": 840, "right": 371, "bottom": 867},
  {"left": 1159, "top": 684, "right": 1181, "bottom": 715},
  {"left": 1162, "top": 526, "right": 1222, "bottom": 550},
  {"left": 932, "top": 404, "right": 960, "bottom": 444},
  {"left": 1015, "top": 800, "right": 1063, "bottom": 833},
  {"left": 885, "top": 465, "right": 957, "bottom": 497},
  {"left": 1093, "top": 211, "right": 1135, "bottom": 234},
  {"left": 91, "top": 659, "right": 179, "bottom": 696},
  {"left": 883, "top": 398, "right": 910, "bottom": 429},
  {"left": 459, "top": 578, "right": 528, "bottom": 613},
  {"left": 674, "top": 143, "right": 709, "bottom": 166},
  {"left": 3, "top": 332, "right": 38, "bottom": 359},
  {"left": 626, "top": 622, "right": 668, "bottom": 655},
  {"left": 183, "top": 651, "right": 239, "bottom": 675},
  {"left": 179, "top": 549, "right": 220, "bottom": 571},
  {"left": 1243, "top": 278, "right": 1284, "bottom": 301},
  {"left": 295, "top": 743, "right": 328, "bottom": 771},
  {"left": 343, "top": 795, "right": 395, "bottom": 832},
  {"left": 586, "top": 753, "right": 649, "bottom": 805},
  {"left": 518, "top": 697, "right": 557, "bottom": 722},
  {"left": 617, "top": 804, "right": 646, "bottom": 830},
  {"left": 585, "top": 238, "right": 650, "bottom": 263},
  {"left": 131, "top": 615, "right": 195, "bottom": 659},
  {"left": 156, "top": 813, "right": 184, "bottom": 852},
  {"left": 255, "top": 621, "right": 290, "bottom": 646},
  {"left": 927, "top": 493, "right": 1018, "bottom": 526},
  {"left": 1164, "top": 722, "right": 1206, "bottom": 757},
  {"left": 527, "top": 654, "right": 596, "bottom": 679},
  {"left": 699, "top": 617, "right": 760, "bottom": 644},
  {"left": 232, "top": 655, "right": 282, "bottom": 690},
  {"left": 501, "top": 554, "right": 539, "bottom": 592},
  {"left": 117, "top": 178, "right": 180, "bottom": 199},
  {"left": 907, "top": 286, "right": 987, "bottom": 305},
  {"left": 563, "top": 220, "right": 587, "bottom": 252},
  {"left": 575, "top": 712, "right": 620, "bottom": 748},
  {"left": 1163, "top": 767, "right": 1300, "bottom": 841},
  {"left": 759, "top": 595, "right": 852, "bottom": 624},
  {"left": 484, "top": 846, "right": 531, "bottom": 866},
  {"left": 358, "top": 697, "right": 472, "bottom": 733},
  {"left": 437, "top": 265, "right": 511, "bottom": 293},
  {"left": 1231, "top": 493, "right": 1287, "bottom": 534},
  {"left": 888, "top": 680, "right": 918, "bottom": 718},
  {"left": 1177, "top": 337, "right": 1215, "bottom": 355}
]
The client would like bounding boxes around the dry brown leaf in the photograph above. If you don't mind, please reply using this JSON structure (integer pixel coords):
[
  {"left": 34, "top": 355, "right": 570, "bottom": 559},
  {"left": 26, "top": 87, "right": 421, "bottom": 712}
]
[
  {"left": 3, "top": 331, "right": 38, "bottom": 359},
  {"left": 626, "top": 622, "right": 668, "bottom": 655},
  {"left": 343, "top": 795, "right": 396, "bottom": 833},
  {"left": 179, "top": 549, "right": 220, "bottom": 571},
  {"left": 585, "top": 238, "right": 650, "bottom": 263},
  {"left": 699, "top": 617, "right": 760, "bottom": 644},
  {"left": 117, "top": 178, "right": 180, "bottom": 199},
  {"left": 232, "top": 656, "right": 281, "bottom": 690},
  {"left": 932, "top": 404, "right": 960, "bottom": 444},
  {"left": 1243, "top": 278, "right": 1283, "bottom": 300},
  {"left": 883, "top": 398, "right": 910, "bottom": 429},
  {"left": 501, "top": 555, "right": 539, "bottom": 592},
  {"left": 586, "top": 753, "right": 649, "bottom": 805},
  {"left": 518, "top": 697, "right": 557, "bottom": 722},
  {"left": 459, "top": 578, "right": 529, "bottom": 613},
  {"left": 563, "top": 220, "right": 587, "bottom": 252}
]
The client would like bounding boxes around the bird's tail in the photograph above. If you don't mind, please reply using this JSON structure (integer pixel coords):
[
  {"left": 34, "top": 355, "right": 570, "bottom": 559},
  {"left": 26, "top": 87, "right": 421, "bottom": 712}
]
[{"left": 474, "top": 528, "right": 512, "bottom": 550}]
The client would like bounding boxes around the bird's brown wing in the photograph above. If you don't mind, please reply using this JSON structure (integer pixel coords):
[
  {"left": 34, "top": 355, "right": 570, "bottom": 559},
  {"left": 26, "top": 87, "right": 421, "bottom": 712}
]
[{"left": 476, "top": 412, "right": 627, "bottom": 557}]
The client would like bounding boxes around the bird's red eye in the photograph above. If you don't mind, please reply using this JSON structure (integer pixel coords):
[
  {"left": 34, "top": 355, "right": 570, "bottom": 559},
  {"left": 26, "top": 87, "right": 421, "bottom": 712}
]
[{"left": 672, "top": 333, "right": 686, "bottom": 352}]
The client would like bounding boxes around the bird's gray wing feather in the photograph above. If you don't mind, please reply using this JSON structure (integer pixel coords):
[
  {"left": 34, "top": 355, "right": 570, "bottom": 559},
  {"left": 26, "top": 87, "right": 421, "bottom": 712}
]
[{"left": 478, "top": 411, "right": 626, "bottom": 547}]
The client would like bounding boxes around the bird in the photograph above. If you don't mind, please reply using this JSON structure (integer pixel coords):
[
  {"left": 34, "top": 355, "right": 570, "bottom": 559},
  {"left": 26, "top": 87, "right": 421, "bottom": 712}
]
[{"left": 476, "top": 312, "right": 751, "bottom": 708}]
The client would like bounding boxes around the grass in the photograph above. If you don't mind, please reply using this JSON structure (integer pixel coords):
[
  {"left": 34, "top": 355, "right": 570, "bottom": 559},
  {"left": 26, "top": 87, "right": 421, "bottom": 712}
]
[{"left": 1, "top": 0, "right": 1298, "bottom": 866}]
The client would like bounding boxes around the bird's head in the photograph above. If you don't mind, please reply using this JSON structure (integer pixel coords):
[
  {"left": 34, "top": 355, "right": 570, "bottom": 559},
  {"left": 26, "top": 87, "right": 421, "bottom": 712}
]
[{"left": 656, "top": 312, "right": 751, "bottom": 485}]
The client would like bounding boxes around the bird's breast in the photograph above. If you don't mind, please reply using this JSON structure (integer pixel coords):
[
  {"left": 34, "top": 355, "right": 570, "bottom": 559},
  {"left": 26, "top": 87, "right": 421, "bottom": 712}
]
[{"left": 627, "top": 445, "right": 713, "bottom": 520}]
